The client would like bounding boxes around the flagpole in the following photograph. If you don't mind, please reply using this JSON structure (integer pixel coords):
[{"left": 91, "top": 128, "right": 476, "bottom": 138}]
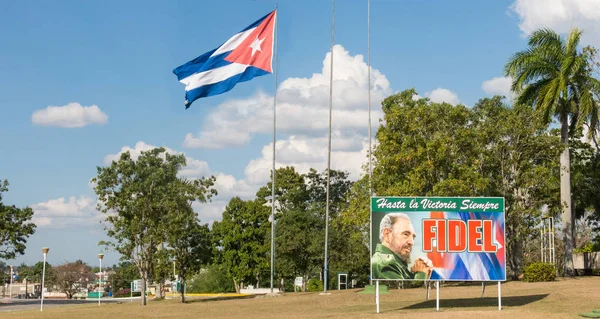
[
  {"left": 367, "top": 0, "right": 373, "bottom": 287},
  {"left": 323, "top": 0, "right": 334, "bottom": 295},
  {"left": 270, "top": 4, "right": 279, "bottom": 294},
  {"left": 367, "top": 0, "right": 372, "bottom": 195}
]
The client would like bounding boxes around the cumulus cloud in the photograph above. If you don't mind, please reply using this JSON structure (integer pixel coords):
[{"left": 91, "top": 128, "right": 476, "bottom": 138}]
[
  {"left": 31, "top": 196, "right": 104, "bottom": 228},
  {"left": 425, "top": 88, "right": 460, "bottom": 105},
  {"left": 31, "top": 102, "right": 108, "bottom": 128},
  {"left": 183, "top": 44, "right": 392, "bottom": 149},
  {"left": 482, "top": 76, "right": 515, "bottom": 100},
  {"left": 102, "top": 141, "right": 259, "bottom": 224},
  {"left": 103, "top": 141, "right": 212, "bottom": 179},
  {"left": 53, "top": 44, "right": 417, "bottom": 227},
  {"left": 510, "top": 0, "right": 600, "bottom": 46},
  {"left": 244, "top": 134, "right": 370, "bottom": 186}
]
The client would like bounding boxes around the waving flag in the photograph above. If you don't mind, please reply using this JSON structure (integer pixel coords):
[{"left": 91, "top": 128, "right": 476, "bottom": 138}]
[{"left": 173, "top": 10, "right": 277, "bottom": 109}]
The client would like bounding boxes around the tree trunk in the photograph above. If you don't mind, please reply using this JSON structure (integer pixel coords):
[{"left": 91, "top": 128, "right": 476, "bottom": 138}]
[
  {"left": 507, "top": 229, "right": 523, "bottom": 280},
  {"left": 559, "top": 114, "right": 574, "bottom": 276},
  {"left": 233, "top": 278, "right": 240, "bottom": 294},
  {"left": 141, "top": 271, "right": 147, "bottom": 306},
  {"left": 179, "top": 278, "right": 185, "bottom": 303}
]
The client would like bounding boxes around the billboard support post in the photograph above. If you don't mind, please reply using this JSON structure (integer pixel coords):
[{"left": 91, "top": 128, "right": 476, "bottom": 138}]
[
  {"left": 481, "top": 282, "right": 486, "bottom": 298},
  {"left": 375, "top": 280, "right": 380, "bottom": 313},
  {"left": 498, "top": 281, "right": 502, "bottom": 310},
  {"left": 435, "top": 281, "right": 439, "bottom": 311},
  {"left": 425, "top": 281, "right": 430, "bottom": 300}
]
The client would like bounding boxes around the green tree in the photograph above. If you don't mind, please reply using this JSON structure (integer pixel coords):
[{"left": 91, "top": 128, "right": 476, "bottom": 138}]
[
  {"left": 212, "top": 197, "right": 270, "bottom": 293},
  {"left": 18, "top": 261, "right": 56, "bottom": 287},
  {"left": 473, "top": 96, "right": 561, "bottom": 278},
  {"left": 505, "top": 28, "right": 600, "bottom": 275},
  {"left": 186, "top": 264, "right": 235, "bottom": 293},
  {"left": 256, "top": 167, "right": 310, "bottom": 289},
  {"left": 109, "top": 261, "right": 138, "bottom": 291},
  {"left": 92, "top": 147, "right": 215, "bottom": 305},
  {"left": 0, "top": 180, "right": 36, "bottom": 259},
  {"left": 570, "top": 130, "right": 600, "bottom": 247},
  {"left": 255, "top": 167, "right": 354, "bottom": 291},
  {"left": 373, "top": 89, "right": 488, "bottom": 196},
  {"left": 167, "top": 208, "right": 213, "bottom": 302},
  {"left": 162, "top": 177, "right": 215, "bottom": 302}
]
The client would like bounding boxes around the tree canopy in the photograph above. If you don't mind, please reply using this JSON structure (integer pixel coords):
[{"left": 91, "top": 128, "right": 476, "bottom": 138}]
[{"left": 0, "top": 180, "right": 36, "bottom": 260}]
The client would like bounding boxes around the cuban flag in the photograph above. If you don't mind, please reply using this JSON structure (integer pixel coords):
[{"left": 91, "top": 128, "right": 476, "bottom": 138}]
[{"left": 173, "top": 10, "right": 277, "bottom": 109}]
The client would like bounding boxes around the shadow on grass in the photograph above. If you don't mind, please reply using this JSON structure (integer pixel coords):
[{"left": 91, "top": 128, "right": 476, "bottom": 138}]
[
  {"left": 183, "top": 295, "right": 257, "bottom": 304},
  {"left": 400, "top": 294, "right": 549, "bottom": 310}
]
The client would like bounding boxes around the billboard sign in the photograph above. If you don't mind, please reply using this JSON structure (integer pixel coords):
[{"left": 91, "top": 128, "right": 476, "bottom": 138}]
[
  {"left": 371, "top": 197, "right": 506, "bottom": 281},
  {"left": 132, "top": 279, "right": 142, "bottom": 292}
]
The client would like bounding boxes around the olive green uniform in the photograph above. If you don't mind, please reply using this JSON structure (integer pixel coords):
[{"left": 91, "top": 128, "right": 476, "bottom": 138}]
[{"left": 371, "top": 243, "right": 427, "bottom": 280}]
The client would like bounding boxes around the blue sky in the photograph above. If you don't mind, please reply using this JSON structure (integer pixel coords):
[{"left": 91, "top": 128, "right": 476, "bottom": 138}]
[{"left": 1, "top": 0, "right": 599, "bottom": 268}]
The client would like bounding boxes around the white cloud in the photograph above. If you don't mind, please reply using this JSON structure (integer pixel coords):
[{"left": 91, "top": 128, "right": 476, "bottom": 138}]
[
  {"left": 482, "top": 76, "right": 515, "bottom": 100},
  {"left": 244, "top": 134, "right": 370, "bottom": 186},
  {"left": 425, "top": 88, "right": 460, "bottom": 105},
  {"left": 54, "top": 45, "right": 395, "bottom": 229},
  {"left": 31, "top": 196, "right": 104, "bottom": 228},
  {"left": 510, "top": 0, "right": 600, "bottom": 46},
  {"left": 103, "top": 141, "right": 259, "bottom": 224},
  {"left": 31, "top": 102, "right": 108, "bottom": 128},
  {"left": 103, "top": 141, "right": 212, "bottom": 179},
  {"left": 183, "top": 44, "right": 392, "bottom": 149}
]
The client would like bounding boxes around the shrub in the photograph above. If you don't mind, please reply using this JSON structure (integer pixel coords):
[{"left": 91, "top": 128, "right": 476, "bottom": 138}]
[
  {"left": 523, "top": 262, "right": 556, "bottom": 282},
  {"left": 307, "top": 279, "right": 323, "bottom": 292},
  {"left": 574, "top": 243, "right": 600, "bottom": 253},
  {"left": 186, "top": 264, "right": 235, "bottom": 293},
  {"left": 113, "top": 288, "right": 141, "bottom": 298}
]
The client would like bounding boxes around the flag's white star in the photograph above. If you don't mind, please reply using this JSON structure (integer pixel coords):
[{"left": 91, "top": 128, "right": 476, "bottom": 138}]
[{"left": 249, "top": 36, "right": 264, "bottom": 57}]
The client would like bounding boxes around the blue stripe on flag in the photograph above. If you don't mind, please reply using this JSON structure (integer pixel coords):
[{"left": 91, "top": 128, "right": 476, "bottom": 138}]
[
  {"left": 173, "top": 48, "right": 218, "bottom": 81},
  {"left": 184, "top": 66, "right": 269, "bottom": 108}
]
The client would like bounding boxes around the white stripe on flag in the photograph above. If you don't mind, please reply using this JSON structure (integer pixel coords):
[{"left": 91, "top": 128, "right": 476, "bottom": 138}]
[
  {"left": 180, "top": 63, "right": 248, "bottom": 91},
  {"left": 210, "top": 28, "right": 255, "bottom": 58}
]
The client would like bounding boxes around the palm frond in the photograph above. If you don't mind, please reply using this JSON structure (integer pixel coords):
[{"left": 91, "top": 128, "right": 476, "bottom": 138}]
[
  {"left": 529, "top": 28, "right": 564, "bottom": 51},
  {"left": 517, "top": 78, "right": 551, "bottom": 106},
  {"left": 565, "top": 28, "right": 583, "bottom": 57}
]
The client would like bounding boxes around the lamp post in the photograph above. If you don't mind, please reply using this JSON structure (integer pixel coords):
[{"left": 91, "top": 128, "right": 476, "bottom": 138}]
[
  {"left": 172, "top": 259, "right": 177, "bottom": 297},
  {"left": 40, "top": 247, "right": 49, "bottom": 312},
  {"left": 9, "top": 265, "right": 13, "bottom": 299},
  {"left": 98, "top": 253, "right": 104, "bottom": 306}
]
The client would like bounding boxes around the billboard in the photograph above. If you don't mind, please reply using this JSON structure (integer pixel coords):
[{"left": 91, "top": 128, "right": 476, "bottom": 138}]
[{"left": 370, "top": 197, "right": 506, "bottom": 281}]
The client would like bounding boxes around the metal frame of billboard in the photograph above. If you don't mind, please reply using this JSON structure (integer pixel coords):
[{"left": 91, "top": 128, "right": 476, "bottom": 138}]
[{"left": 370, "top": 196, "right": 506, "bottom": 312}]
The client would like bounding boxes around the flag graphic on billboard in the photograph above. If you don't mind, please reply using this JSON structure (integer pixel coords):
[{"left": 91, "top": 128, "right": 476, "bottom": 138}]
[{"left": 370, "top": 197, "right": 506, "bottom": 281}]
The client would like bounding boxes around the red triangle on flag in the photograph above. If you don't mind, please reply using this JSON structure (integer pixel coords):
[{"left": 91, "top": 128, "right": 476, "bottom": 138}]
[{"left": 224, "top": 10, "right": 276, "bottom": 73}]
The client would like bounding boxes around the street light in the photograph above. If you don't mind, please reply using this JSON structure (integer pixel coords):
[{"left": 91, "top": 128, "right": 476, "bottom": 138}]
[
  {"left": 9, "top": 265, "right": 13, "bottom": 299},
  {"left": 41, "top": 247, "right": 49, "bottom": 312},
  {"left": 98, "top": 253, "right": 104, "bottom": 306}
]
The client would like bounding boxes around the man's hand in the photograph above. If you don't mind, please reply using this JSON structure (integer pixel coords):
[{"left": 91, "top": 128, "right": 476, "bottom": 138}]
[{"left": 411, "top": 257, "right": 433, "bottom": 277}]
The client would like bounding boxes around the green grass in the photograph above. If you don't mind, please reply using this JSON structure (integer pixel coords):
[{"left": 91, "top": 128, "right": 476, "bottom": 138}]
[{"left": 3, "top": 276, "right": 600, "bottom": 318}]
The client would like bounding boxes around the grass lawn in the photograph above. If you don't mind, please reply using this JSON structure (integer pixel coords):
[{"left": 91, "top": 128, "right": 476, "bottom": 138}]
[{"left": 4, "top": 276, "right": 600, "bottom": 318}]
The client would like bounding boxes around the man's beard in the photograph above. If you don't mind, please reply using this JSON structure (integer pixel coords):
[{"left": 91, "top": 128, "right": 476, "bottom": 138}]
[
  {"left": 398, "top": 248, "right": 411, "bottom": 264},
  {"left": 390, "top": 241, "right": 412, "bottom": 263}
]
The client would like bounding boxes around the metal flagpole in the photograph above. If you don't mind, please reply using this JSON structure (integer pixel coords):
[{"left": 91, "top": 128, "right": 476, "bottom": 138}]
[
  {"left": 323, "top": 0, "right": 334, "bottom": 294},
  {"left": 367, "top": 0, "right": 373, "bottom": 287},
  {"left": 270, "top": 4, "right": 279, "bottom": 294},
  {"left": 367, "top": 0, "right": 372, "bottom": 193}
]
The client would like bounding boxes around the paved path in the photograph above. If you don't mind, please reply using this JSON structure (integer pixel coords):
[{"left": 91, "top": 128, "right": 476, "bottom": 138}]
[{"left": 0, "top": 297, "right": 140, "bottom": 312}]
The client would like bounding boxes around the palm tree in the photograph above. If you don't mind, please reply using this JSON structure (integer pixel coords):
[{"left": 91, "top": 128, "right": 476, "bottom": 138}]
[{"left": 505, "top": 28, "right": 600, "bottom": 276}]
